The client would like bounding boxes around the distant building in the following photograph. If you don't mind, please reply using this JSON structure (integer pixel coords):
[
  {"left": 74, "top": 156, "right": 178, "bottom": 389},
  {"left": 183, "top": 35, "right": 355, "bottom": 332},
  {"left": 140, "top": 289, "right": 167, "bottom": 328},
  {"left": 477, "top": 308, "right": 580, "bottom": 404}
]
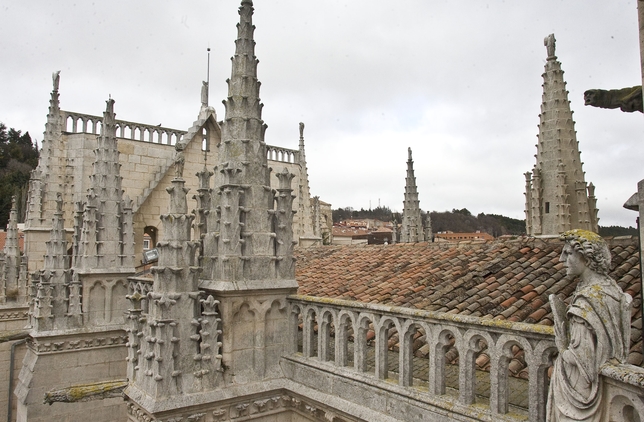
[
  {"left": 434, "top": 230, "right": 494, "bottom": 242},
  {"left": 367, "top": 226, "right": 394, "bottom": 244},
  {"left": 331, "top": 226, "right": 370, "bottom": 245}
]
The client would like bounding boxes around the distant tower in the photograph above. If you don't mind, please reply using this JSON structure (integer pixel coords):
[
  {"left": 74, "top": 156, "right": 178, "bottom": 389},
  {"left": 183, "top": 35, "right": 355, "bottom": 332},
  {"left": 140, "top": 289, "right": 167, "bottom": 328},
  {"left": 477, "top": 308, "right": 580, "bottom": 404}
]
[
  {"left": 401, "top": 147, "right": 425, "bottom": 243},
  {"left": 524, "top": 34, "right": 599, "bottom": 236}
]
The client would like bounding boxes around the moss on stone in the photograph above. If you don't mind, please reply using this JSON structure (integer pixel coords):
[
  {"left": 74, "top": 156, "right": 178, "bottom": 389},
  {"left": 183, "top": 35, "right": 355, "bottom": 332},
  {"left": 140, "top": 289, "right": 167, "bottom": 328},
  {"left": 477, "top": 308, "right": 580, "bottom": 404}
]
[{"left": 44, "top": 379, "right": 128, "bottom": 405}]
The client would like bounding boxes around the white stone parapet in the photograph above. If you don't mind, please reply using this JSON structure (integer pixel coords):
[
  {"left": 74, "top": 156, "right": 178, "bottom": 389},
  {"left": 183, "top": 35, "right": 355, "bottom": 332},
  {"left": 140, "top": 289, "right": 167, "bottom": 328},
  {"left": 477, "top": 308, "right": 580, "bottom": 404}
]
[
  {"left": 287, "top": 295, "right": 644, "bottom": 422},
  {"left": 288, "top": 295, "right": 556, "bottom": 421},
  {"left": 266, "top": 145, "right": 299, "bottom": 164},
  {"left": 61, "top": 110, "right": 187, "bottom": 145}
]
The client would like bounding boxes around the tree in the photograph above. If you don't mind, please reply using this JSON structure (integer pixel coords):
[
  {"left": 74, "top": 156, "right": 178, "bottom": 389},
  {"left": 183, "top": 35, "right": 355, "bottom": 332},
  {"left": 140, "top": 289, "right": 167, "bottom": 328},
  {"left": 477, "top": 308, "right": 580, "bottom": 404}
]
[{"left": 0, "top": 123, "right": 39, "bottom": 227}]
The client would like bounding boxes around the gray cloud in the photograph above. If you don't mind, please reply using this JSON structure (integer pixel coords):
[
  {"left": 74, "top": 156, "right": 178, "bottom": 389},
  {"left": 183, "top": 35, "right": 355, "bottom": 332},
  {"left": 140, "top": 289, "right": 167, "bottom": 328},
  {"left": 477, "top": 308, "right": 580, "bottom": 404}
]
[{"left": 1, "top": 0, "right": 641, "bottom": 226}]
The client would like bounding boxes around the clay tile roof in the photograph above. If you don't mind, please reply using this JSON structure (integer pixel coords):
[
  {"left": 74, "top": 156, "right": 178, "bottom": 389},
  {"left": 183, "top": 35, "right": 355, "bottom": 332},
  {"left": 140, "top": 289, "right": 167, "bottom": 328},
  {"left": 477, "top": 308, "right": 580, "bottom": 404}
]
[
  {"left": 0, "top": 231, "right": 25, "bottom": 252},
  {"left": 295, "top": 236, "right": 642, "bottom": 364}
]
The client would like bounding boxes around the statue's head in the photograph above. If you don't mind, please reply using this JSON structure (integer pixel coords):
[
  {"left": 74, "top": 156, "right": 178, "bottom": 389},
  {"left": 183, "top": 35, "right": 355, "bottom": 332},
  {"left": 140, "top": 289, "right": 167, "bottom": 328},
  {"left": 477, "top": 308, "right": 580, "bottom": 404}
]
[{"left": 560, "top": 229, "right": 611, "bottom": 275}]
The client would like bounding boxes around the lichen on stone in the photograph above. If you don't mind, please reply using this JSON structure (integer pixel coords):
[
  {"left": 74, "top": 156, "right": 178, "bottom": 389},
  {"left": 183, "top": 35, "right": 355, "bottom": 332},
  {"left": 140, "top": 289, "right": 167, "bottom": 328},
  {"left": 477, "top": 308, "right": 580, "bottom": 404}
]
[{"left": 43, "top": 379, "right": 127, "bottom": 405}]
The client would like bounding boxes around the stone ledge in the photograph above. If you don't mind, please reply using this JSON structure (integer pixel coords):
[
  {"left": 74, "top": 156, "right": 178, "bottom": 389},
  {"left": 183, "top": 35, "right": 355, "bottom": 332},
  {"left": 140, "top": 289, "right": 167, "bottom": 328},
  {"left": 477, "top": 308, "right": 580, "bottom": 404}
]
[
  {"left": 601, "top": 361, "right": 644, "bottom": 388},
  {"left": 282, "top": 354, "right": 529, "bottom": 422}
]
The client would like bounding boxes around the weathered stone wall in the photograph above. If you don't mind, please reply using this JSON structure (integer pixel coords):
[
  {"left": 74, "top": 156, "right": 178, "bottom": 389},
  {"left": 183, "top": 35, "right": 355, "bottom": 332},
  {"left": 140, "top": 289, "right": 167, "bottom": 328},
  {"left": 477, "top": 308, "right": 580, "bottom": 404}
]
[
  {"left": 0, "top": 340, "right": 26, "bottom": 422},
  {"left": 26, "top": 130, "right": 315, "bottom": 271},
  {"left": 0, "top": 310, "right": 28, "bottom": 422},
  {"left": 15, "top": 336, "right": 127, "bottom": 422}
]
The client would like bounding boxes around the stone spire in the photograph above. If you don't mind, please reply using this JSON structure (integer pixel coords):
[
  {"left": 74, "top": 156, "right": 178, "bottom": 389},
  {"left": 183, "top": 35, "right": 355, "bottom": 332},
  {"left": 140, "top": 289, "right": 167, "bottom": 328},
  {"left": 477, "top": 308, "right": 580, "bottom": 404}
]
[
  {"left": 1, "top": 197, "right": 28, "bottom": 305},
  {"left": 296, "top": 122, "right": 319, "bottom": 245},
  {"left": 25, "top": 71, "right": 65, "bottom": 235},
  {"left": 401, "top": 147, "right": 425, "bottom": 243},
  {"left": 73, "top": 98, "right": 135, "bottom": 271},
  {"left": 524, "top": 34, "right": 599, "bottom": 236},
  {"left": 201, "top": 0, "right": 297, "bottom": 284}
]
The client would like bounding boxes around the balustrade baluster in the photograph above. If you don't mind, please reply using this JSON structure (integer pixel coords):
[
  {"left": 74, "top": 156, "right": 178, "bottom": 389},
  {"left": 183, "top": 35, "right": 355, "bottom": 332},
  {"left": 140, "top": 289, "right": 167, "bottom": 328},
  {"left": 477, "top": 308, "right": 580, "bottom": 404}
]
[
  {"left": 489, "top": 345, "right": 510, "bottom": 414},
  {"left": 399, "top": 325, "right": 415, "bottom": 387},
  {"left": 289, "top": 307, "right": 300, "bottom": 354},
  {"left": 335, "top": 316, "right": 349, "bottom": 367},
  {"left": 303, "top": 309, "right": 316, "bottom": 358},
  {"left": 319, "top": 312, "right": 331, "bottom": 362},
  {"left": 354, "top": 318, "right": 369, "bottom": 372},
  {"left": 375, "top": 321, "right": 389, "bottom": 380}
]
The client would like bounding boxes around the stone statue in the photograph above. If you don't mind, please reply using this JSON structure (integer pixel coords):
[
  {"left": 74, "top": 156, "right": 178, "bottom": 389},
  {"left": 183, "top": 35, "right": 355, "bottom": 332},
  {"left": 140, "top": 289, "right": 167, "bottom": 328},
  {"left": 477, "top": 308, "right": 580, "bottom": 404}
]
[
  {"left": 547, "top": 229, "right": 632, "bottom": 422},
  {"left": 584, "top": 86, "right": 643, "bottom": 113},
  {"left": 299, "top": 122, "right": 305, "bottom": 138},
  {"left": 544, "top": 33, "right": 556, "bottom": 59},
  {"left": 174, "top": 143, "right": 185, "bottom": 179},
  {"left": 52, "top": 71, "right": 60, "bottom": 91},
  {"left": 201, "top": 81, "right": 209, "bottom": 107}
]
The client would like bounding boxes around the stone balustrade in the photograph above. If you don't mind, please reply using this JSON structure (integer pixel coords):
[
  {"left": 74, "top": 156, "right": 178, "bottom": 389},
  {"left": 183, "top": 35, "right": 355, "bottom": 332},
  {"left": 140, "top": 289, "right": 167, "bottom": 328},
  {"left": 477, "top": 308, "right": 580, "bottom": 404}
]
[
  {"left": 62, "top": 111, "right": 186, "bottom": 145},
  {"left": 288, "top": 295, "right": 557, "bottom": 422},
  {"left": 266, "top": 145, "right": 299, "bottom": 164}
]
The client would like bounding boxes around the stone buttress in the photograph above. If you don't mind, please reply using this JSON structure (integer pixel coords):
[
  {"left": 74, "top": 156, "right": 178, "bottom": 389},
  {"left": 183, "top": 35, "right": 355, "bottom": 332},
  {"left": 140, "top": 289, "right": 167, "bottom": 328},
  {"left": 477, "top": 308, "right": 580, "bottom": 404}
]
[
  {"left": 524, "top": 34, "right": 599, "bottom": 236},
  {"left": 15, "top": 99, "right": 134, "bottom": 422},
  {"left": 124, "top": 172, "right": 223, "bottom": 404},
  {"left": 401, "top": 147, "right": 427, "bottom": 243}
]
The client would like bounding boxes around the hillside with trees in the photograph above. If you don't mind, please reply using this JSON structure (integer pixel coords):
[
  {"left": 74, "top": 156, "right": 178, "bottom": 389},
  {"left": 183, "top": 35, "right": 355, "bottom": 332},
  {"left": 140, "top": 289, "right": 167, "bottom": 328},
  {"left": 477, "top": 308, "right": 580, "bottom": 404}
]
[
  {"left": 0, "top": 123, "right": 39, "bottom": 227},
  {"left": 332, "top": 206, "right": 638, "bottom": 238}
]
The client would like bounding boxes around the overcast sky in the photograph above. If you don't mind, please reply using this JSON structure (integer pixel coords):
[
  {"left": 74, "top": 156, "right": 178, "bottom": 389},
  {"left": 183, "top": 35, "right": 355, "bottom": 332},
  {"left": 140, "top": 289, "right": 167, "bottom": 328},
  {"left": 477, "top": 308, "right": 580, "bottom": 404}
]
[{"left": 1, "top": 1, "right": 643, "bottom": 227}]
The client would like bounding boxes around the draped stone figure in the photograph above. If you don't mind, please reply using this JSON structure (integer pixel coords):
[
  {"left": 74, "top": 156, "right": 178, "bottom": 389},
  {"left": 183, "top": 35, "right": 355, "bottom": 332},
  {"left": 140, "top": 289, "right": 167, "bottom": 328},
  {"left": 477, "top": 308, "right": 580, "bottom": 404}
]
[
  {"left": 173, "top": 143, "right": 185, "bottom": 178},
  {"left": 201, "top": 80, "right": 209, "bottom": 107},
  {"left": 547, "top": 230, "right": 632, "bottom": 422},
  {"left": 52, "top": 70, "right": 60, "bottom": 91},
  {"left": 545, "top": 33, "right": 556, "bottom": 58}
]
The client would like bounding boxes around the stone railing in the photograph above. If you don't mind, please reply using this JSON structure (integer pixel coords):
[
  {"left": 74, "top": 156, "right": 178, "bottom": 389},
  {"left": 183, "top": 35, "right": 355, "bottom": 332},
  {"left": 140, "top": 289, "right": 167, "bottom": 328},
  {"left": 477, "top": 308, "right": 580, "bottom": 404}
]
[
  {"left": 61, "top": 111, "right": 187, "bottom": 145},
  {"left": 287, "top": 295, "right": 557, "bottom": 422},
  {"left": 266, "top": 145, "right": 299, "bottom": 164}
]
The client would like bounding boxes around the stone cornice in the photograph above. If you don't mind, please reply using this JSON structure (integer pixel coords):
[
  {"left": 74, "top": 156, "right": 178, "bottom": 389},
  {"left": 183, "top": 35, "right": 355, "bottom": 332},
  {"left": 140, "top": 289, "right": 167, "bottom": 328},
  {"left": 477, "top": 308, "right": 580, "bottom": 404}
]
[
  {"left": 0, "top": 306, "right": 28, "bottom": 321},
  {"left": 27, "top": 329, "right": 127, "bottom": 355}
]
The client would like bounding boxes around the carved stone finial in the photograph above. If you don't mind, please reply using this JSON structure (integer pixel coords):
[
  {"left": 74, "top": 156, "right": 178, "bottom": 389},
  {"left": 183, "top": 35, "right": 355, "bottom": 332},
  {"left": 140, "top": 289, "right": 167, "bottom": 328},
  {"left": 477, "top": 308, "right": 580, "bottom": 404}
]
[
  {"left": 52, "top": 71, "right": 60, "bottom": 91},
  {"left": 407, "top": 147, "right": 412, "bottom": 161},
  {"left": 299, "top": 122, "right": 305, "bottom": 139},
  {"left": 544, "top": 33, "right": 556, "bottom": 59},
  {"left": 105, "top": 98, "right": 115, "bottom": 116},
  {"left": 103, "top": 98, "right": 116, "bottom": 127}
]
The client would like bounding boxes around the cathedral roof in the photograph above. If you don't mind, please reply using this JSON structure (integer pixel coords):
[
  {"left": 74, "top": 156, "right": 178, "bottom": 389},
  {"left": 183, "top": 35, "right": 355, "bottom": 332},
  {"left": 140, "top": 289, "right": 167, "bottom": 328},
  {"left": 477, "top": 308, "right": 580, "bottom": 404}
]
[{"left": 295, "top": 236, "right": 643, "bottom": 367}]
